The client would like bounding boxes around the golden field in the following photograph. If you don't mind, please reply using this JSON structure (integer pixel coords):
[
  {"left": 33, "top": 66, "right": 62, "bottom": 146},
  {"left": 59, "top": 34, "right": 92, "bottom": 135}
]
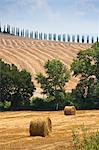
[
  {"left": 0, "top": 33, "right": 91, "bottom": 96},
  {"left": 0, "top": 110, "right": 99, "bottom": 150},
  {"left": 0, "top": 34, "right": 98, "bottom": 150}
]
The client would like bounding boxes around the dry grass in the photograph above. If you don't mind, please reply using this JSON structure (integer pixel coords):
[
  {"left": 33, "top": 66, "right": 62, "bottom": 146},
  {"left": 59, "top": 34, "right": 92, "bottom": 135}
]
[
  {"left": 0, "top": 110, "right": 99, "bottom": 150},
  {"left": 0, "top": 33, "right": 91, "bottom": 96}
]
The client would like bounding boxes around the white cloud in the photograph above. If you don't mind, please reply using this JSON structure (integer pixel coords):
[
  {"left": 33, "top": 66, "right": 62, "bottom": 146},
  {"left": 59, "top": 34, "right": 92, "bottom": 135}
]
[
  {"left": 73, "top": 0, "right": 99, "bottom": 18},
  {"left": 33, "top": 0, "right": 61, "bottom": 20},
  {"left": 75, "top": 11, "right": 85, "bottom": 17},
  {"left": 36, "top": 0, "right": 47, "bottom": 8},
  {"left": 4, "top": 0, "right": 60, "bottom": 21},
  {"left": 76, "top": 0, "right": 99, "bottom": 11}
]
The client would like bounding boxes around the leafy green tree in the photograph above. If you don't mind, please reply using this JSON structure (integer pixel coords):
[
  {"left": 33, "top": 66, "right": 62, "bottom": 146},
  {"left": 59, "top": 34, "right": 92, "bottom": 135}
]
[
  {"left": 71, "top": 43, "right": 99, "bottom": 108},
  {"left": 36, "top": 59, "right": 70, "bottom": 110},
  {"left": 0, "top": 59, "right": 35, "bottom": 109}
]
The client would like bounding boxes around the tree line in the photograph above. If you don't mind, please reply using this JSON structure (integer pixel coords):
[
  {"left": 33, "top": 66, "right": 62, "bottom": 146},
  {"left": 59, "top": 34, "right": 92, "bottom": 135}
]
[
  {"left": 0, "top": 23, "right": 98, "bottom": 43},
  {"left": 0, "top": 43, "right": 99, "bottom": 110}
]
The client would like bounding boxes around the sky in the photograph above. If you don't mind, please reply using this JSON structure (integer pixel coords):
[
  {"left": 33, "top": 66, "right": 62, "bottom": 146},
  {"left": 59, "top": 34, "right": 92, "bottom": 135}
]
[{"left": 0, "top": 0, "right": 99, "bottom": 35}]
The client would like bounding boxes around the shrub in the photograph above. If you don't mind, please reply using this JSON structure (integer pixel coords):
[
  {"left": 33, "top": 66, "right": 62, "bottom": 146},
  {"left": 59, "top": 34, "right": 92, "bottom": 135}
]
[
  {"left": 72, "top": 126, "right": 99, "bottom": 150},
  {"left": 31, "top": 92, "right": 75, "bottom": 111},
  {"left": 31, "top": 97, "right": 46, "bottom": 109},
  {"left": 31, "top": 97, "right": 59, "bottom": 110}
]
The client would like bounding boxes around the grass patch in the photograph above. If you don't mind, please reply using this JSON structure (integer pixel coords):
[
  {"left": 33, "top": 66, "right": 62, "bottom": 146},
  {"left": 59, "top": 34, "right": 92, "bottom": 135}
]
[{"left": 72, "top": 125, "right": 99, "bottom": 150}]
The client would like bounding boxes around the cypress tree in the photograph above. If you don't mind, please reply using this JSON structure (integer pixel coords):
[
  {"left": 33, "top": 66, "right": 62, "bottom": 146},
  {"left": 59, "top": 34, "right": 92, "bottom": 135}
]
[
  {"left": 77, "top": 35, "right": 80, "bottom": 43},
  {"left": 96, "top": 36, "right": 99, "bottom": 43},
  {"left": 87, "top": 35, "right": 89, "bottom": 43},
  {"left": 21, "top": 29, "right": 23, "bottom": 37},
  {"left": 49, "top": 33, "right": 52, "bottom": 40},
  {"left": 72, "top": 35, "right": 75, "bottom": 42},
  {"left": 63, "top": 34, "right": 66, "bottom": 42},
  {"left": 82, "top": 35, "right": 84, "bottom": 43},
  {"left": 91, "top": 36, "right": 94, "bottom": 43},
  {"left": 7, "top": 24, "right": 10, "bottom": 34},
  {"left": 44, "top": 33, "right": 47, "bottom": 40},
  {"left": 17, "top": 28, "right": 19, "bottom": 36},
  {"left": 7, "top": 25, "right": 9, "bottom": 34},
  {"left": 35, "top": 31, "right": 39, "bottom": 39},
  {"left": 12, "top": 27, "right": 14, "bottom": 35},
  {"left": 0, "top": 22, "right": 1, "bottom": 32},
  {"left": 25, "top": 29, "right": 29, "bottom": 38},
  {"left": 77, "top": 35, "right": 79, "bottom": 43},
  {"left": 23, "top": 29, "right": 24, "bottom": 37},
  {"left": 13, "top": 27, "right": 15, "bottom": 35},
  {"left": 34, "top": 31, "right": 36, "bottom": 39},
  {"left": 30, "top": 31, "right": 33, "bottom": 38},
  {"left": 40, "top": 33, "right": 43, "bottom": 40},
  {"left": 58, "top": 34, "right": 61, "bottom": 41},
  {"left": 53, "top": 34, "right": 56, "bottom": 41},
  {"left": 67, "top": 34, "right": 70, "bottom": 42},
  {"left": 12, "top": 27, "right": 15, "bottom": 35},
  {"left": 39, "top": 33, "right": 41, "bottom": 39},
  {"left": 3, "top": 25, "right": 6, "bottom": 33}
]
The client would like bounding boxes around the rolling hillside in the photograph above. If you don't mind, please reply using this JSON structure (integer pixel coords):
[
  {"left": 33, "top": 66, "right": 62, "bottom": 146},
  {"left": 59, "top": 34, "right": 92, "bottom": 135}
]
[{"left": 0, "top": 33, "right": 91, "bottom": 96}]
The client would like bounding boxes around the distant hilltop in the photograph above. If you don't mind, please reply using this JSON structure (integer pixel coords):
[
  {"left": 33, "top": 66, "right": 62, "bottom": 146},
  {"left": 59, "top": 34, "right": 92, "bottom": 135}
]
[{"left": 0, "top": 23, "right": 98, "bottom": 44}]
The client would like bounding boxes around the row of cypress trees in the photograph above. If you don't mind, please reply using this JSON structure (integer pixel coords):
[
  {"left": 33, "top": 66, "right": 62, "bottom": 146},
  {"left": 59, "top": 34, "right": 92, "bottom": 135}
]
[{"left": 0, "top": 23, "right": 98, "bottom": 43}]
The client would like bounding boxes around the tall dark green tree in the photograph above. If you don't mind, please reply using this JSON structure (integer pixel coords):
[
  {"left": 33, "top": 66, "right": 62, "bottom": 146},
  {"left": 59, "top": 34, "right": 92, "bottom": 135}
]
[
  {"left": 36, "top": 59, "right": 70, "bottom": 110},
  {"left": 77, "top": 35, "right": 80, "bottom": 43},
  {"left": 0, "top": 59, "right": 35, "bottom": 109},
  {"left": 67, "top": 34, "right": 70, "bottom": 42},
  {"left": 87, "top": 35, "right": 89, "bottom": 43},
  {"left": 72, "top": 35, "right": 75, "bottom": 42},
  {"left": 53, "top": 34, "right": 56, "bottom": 41},
  {"left": 97, "top": 36, "right": 99, "bottom": 43},
  {"left": 63, "top": 34, "right": 66, "bottom": 42},
  {"left": 49, "top": 33, "right": 52, "bottom": 40},
  {"left": 7, "top": 24, "right": 10, "bottom": 34},
  {"left": 0, "top": 59, "right": 11, "bottom": 104},
  {"left": 71, "top": 43, "right": 99, "bottom": 108},
  {"left": 58, "top": 34, "right": 61, "bottom": 41},
  {"left": 3, "top": 25, "right": 6, "bottom": 33},
  {"left": 0, "top": 23, "right": 1, "bottom": 32}
]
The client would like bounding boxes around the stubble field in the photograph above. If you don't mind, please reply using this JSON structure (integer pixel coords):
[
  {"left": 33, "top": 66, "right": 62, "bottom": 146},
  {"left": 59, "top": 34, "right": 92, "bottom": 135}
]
[
  {"left": 0, "top": 110, "right": 99, "bottom": 150},
  {"left": 0, "top": 34, "right": 98, "bottom": 150},
  {"left": 0, "top": 33, "right": 91, "bottom": 96}
]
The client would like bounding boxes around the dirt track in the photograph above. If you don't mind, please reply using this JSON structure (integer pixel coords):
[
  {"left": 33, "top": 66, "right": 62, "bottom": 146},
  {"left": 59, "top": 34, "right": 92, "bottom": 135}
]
[{"left": 0, "top": 110, "right": 99, "bottom": 150}]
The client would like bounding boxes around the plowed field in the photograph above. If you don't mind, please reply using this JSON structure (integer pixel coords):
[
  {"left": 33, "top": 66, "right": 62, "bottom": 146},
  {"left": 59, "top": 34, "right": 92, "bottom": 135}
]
[{"left": 0, "top": 33, "right": 91, "bottom": 96}]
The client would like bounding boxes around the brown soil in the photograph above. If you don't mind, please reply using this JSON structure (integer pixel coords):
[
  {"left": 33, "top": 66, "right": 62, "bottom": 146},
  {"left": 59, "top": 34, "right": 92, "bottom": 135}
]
[{"left": 0, "top": 110, "right": 99, "bottom": 150}]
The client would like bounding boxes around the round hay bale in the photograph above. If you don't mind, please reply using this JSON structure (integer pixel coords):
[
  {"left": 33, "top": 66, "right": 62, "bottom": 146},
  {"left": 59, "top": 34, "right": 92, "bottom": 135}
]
[
  {"left": 46, "top": 117, "right": 52, "bottom": 132},
  {"left": 64, "top": 106, "right": 76, "bottom": 115},
  {"left": 29, "top": 117, "right": 52, "bottom": 137}
]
